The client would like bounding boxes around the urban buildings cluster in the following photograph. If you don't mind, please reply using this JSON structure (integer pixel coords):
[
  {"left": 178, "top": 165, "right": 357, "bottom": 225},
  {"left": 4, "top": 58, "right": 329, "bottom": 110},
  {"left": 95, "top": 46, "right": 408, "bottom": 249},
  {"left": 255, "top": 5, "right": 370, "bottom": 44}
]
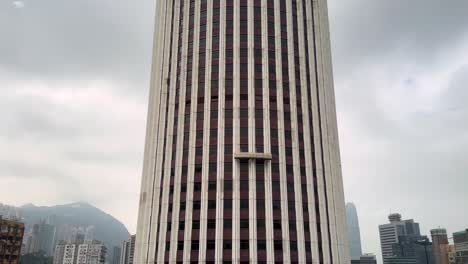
[
  {"left": 345, "top": 203, "right": 468, "bottom": 264},
  {"left": 0, "top": 216, "right": 25, "bottom": 264},
  {"left": 52, "top": 234, "right": 135, "bottom": 264},
  {"left": 379, "top": 214, "right": 467, "bottom": 264},
  {"left": 53, "top": 239, "right": 106, "bottom": 264}
]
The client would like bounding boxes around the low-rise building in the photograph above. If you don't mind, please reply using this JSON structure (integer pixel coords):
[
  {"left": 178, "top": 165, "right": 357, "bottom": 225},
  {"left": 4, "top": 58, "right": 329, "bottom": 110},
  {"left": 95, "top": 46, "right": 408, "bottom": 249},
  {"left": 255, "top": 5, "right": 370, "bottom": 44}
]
[
  {"left": 453, "top": 229, "right": 468, "bottom": 264},
  {"left": 351, "top": 253, "right": 378, "bottom": 264},
  {"left": 53, "top": 240, "right": 106, "bottom": 264}
]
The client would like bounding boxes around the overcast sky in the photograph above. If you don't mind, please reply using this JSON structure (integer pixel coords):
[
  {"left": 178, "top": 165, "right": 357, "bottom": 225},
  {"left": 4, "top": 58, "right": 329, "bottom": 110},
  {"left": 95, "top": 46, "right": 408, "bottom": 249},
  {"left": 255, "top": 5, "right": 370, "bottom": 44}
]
[{"left": 1, "top": 0, "right": 467, "bottom": 262}]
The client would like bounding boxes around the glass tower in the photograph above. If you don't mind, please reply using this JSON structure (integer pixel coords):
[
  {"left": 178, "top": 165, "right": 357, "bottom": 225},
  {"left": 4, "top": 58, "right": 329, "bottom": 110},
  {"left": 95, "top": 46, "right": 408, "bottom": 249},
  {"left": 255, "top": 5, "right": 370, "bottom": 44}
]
[{"left": 135, "top": 0, "right": 348, "bottom": 263}]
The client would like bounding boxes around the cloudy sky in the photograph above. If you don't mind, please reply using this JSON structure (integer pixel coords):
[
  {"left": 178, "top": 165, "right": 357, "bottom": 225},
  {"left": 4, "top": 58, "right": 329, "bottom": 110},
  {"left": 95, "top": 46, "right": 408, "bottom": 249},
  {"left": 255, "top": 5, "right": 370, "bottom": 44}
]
[{"left": 1, "top": 0, "right": 467, "bottom": 262}]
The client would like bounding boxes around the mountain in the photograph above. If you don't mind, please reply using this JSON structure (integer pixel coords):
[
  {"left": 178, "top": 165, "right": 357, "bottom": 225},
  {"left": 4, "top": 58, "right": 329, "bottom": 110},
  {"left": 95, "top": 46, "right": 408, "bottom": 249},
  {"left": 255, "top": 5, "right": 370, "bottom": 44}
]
[{"left": 2, "top": 202, "right": 130, "bottom": 251}]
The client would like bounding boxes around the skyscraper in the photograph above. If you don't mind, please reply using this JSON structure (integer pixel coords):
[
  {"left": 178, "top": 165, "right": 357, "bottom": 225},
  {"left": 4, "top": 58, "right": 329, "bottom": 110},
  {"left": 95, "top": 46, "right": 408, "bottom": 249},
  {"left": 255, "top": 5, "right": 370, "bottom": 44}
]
[
  {"left": 431, "top": 228, "right": 449, "bottom": 264},
  {"left": 346, "top": 203, "right": 363, "bottom": 260},
  {"left": 135, "top": 0, "right": 348, "bottom": 263}
]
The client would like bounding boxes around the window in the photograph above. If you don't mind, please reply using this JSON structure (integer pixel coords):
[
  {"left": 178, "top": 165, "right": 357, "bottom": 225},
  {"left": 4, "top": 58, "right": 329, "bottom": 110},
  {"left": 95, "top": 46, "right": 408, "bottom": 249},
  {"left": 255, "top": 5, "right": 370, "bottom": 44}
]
[
  {"left": 224, "top": 199, "right": 232, "bottom": 209},
  {"left": 240, "top": 220, "right": 249, "bottom": 229},
  {"left": 192, "top": 220, "right": 200, "bottom": 229},
  {"left": 257, "top": 240, "right": 266, "bottom": 250},
  {"left": 178, "top": 241, "right": 184, "bottom": 251},
  {"left": 290, "top": 241, "right": 298, "bottom": 251},
  {"left": 207, "top": 240, "right": 215, "bottom": 250},
  {"left": 273, "top": 200, "right": 281, "bottom": 210},
  {"left": 208, "top": 200, "right": 216, "bottom": 209},
  {"left": 224, "top": 180, "right": 232, "bottom": 191},
  {"left": 193, "top": 201, "right": 201, "bottom": 210},
  {"left": 194, "top": 182, "right": 202, "bottom": 192},
  {"left": 240, "top": 199, "right": 249, "bottom": 209},
  {"left": 274, "top": 220, "right": 281, "bottom": 230},
  {"left": 274, "top": 240, "right": 282, "bottom": 251},
  {"left": 240, "top": 240, "right": 249, "bottom": 250},
  {"left": 208, "top": 181, "right": 217, "bottom": 191},
  {"left": 223, "top": 240, "right": 232, "bottom": 250},
  {"left": 257, "top": 219, "right": 265, "bottom": 229},
  {"left": 191, "top": 240, "right": 199, "bottom": 250},
  {"left": 224, "top": 219, "right": 232, "bottom": 229},
  {"left": 207, "top": 220, "right": 216, "bottom": 229}
]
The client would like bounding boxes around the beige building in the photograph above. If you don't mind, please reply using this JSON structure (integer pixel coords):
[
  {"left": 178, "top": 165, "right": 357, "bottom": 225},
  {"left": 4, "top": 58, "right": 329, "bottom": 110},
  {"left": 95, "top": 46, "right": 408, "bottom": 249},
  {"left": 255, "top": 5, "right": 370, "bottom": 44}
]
[
  {"left": 135, "top": 0, "right": 349, "bottom": 263},
  {"left": 431, "top": 228, "right": 450, "bottom": 264}
]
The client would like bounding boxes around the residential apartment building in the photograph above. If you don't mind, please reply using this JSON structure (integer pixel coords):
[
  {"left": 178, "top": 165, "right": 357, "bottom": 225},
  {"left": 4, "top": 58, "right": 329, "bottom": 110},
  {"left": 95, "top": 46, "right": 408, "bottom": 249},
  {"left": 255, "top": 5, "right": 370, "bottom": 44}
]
[{"left": 0, "top": 217, "right": 25, "bottom": 264}]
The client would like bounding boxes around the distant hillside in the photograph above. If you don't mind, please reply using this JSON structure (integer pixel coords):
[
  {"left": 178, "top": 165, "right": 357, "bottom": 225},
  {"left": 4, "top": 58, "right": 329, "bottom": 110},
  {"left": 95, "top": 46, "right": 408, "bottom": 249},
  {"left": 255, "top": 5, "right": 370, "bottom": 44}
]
[{"left": 3, "top": 202, "right": 130, "bottom": 250}]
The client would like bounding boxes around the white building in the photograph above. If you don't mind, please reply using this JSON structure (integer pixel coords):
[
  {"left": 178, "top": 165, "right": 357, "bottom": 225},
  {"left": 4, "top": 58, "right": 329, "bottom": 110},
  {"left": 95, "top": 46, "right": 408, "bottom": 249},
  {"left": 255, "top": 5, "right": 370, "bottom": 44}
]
[
  {"left": 54, "top": 240, "right": 106, "bottom": 264},
  {"left": 53, "top": 242, "right": 66, "bottom": 264},
  {"left": 378, "top": 213, "right": 421, "bottom": 263},
  {"left": 120, "top": 235, "right": 135, "bottom": 264},
  {"left": 63, "top": 244, "right": 77, "bottom": 264}
]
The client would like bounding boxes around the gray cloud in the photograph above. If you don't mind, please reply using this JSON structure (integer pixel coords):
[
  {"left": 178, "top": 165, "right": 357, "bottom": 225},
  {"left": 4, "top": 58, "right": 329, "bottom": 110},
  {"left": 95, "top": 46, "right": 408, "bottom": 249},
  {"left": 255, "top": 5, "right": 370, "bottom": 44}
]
[{"left": 329, "top": 0, "right": 468, "bottom": 261}]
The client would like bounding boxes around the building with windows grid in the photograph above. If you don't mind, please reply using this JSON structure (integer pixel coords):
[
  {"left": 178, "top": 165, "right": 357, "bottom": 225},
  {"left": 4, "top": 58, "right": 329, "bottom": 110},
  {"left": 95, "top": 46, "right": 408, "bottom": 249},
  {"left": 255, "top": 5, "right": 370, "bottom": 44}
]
[{"left": 135, "top": 0, "right": 349, "bottom": 263}]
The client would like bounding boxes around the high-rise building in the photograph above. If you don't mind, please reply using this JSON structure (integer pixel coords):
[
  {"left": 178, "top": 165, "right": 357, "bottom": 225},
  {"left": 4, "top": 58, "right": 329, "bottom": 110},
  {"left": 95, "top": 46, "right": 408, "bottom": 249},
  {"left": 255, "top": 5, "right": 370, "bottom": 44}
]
[
  {"left": 25, "top": 222, "right": 56, "bottom": 256},
  {"left": 379, "top": 213, "right": 421, "bottom": 263},
  {"left": 53, "top": 241, "right": 67, "bottom": 264},
  {"left": 453, "top": 229, "right": 468, "bottom": 264},
  {"left": 111, "top": 246, "right": 121, "bottom": 264},
  {"left": 347, "top": 203, "right": 363, "bottom": 260},
  {"left": 120, "top": 236, "right": 135, "bottom": 264},
  {"left": 431, "top": 228, "right": 450, "bottom": 264},
  {"left": 0, "top": 216, "right": 25, "bottom": 264},
  {"left": 135, "top": 0, "right": 349, "bottom": 263}
]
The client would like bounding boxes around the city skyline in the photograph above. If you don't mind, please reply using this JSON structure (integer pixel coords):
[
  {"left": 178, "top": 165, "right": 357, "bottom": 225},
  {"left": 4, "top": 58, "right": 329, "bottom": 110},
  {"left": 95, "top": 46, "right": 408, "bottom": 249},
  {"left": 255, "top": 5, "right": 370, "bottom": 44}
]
[{"left": 2, "top": 0, "right": 468, "bottom": 263}]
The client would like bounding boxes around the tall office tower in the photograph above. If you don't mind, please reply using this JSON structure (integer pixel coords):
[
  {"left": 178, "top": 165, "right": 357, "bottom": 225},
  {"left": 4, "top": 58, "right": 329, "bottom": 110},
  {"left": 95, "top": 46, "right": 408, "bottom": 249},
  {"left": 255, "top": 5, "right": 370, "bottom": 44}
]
[
  {"left": 135, "top": 0, "right": 348, "bottom": 263},
  {"left": 431, "top": 228, "right": 449, "bottom": 264},
  {"left": 346, "top": 203, "right": 363, "bottom": 260},
  {"left": 379, "top": 213, "right": 423, "bottom": 264}
]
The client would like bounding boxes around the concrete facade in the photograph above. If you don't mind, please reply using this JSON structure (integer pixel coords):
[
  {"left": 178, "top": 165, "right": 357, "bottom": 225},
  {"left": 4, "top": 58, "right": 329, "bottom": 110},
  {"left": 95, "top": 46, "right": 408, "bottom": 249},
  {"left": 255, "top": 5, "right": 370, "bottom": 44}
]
[
  {"left": 453, "top": 229, "right": 468, "bottom": 264},
  {"left": 0, "top": 217, "right": 25, "bottom": 264},
  {"left": 379, "top": 214, "right": 421, "bottom": 263},
  {"left": 431, "top": 228, "right": 449, "bottom": 264},
  {"left": 135, "top": 0, "right": 349, "bottom": 263}
]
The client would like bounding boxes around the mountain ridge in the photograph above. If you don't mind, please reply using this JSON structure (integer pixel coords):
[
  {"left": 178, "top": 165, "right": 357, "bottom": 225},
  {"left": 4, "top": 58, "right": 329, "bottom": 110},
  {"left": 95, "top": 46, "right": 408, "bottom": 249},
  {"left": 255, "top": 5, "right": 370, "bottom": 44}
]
[{"left": 1, "top": 201, "right": 130, "bottom": 251}]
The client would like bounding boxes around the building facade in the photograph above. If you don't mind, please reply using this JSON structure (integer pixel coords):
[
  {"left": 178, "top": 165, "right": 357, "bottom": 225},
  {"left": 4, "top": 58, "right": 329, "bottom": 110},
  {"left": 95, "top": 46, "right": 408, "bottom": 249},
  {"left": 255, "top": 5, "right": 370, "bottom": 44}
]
[
  {"left": 135, "top": 0, "right": 349, "bottom": 263},
  {"left": 351, "top": 254, "right": 377, "bottom": 264},
  {"left": 453, "top": 229, "right": 468, "bottom": 264},
  {"left": 120, "top": 235, "right": 135, "bottom": 264},
  {"left": 54, "top": 240, "right": 106, "bottom": 264},
  {"left": 379, "top": 213, "right": 422, "bottom": 263},
  {"left": 25, "top": 222, "right": 56, "bottom": 256},
  {"left": 431, "top": 228, "right": 449, "bottom": 264},
  {"left": 347, "top": 203, "right": 363, "bottom": 260},
  {"left": 112, "top": 246, "right": 121, "bottom": 264},
  {"left": 0, "top": 217, "right": 25, "bottom": 264}
]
